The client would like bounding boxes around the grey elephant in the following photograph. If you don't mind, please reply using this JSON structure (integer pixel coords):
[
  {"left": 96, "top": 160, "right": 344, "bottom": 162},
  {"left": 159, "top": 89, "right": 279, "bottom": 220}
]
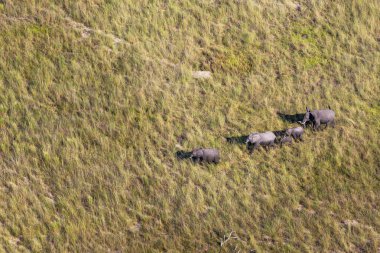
[
  {"left": 299, "top": 106, "right": 335, "bottom": 130},
  {"left": 279, "top": 136, "right": 293, "bottom": 147},
  {"left": 285, "top": 126, "right": 304, "bottom": 141},
  {"left": 190, "top": 148, "right": 220, "bottom": 163},
  {"left": 246, "top": 131, "right": 276, "bottom": 154}
]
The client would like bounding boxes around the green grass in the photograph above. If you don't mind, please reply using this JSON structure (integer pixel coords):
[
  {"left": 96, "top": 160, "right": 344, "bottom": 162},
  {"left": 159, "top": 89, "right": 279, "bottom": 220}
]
[{"left": 0, "top": 0, "right": 379, "bottom": 252}]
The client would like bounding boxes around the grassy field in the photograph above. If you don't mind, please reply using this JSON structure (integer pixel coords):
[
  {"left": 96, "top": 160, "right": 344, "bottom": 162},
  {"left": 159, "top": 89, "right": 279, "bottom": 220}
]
[{"left": 0, "top": 0, "right": 379, "bottom": 252}]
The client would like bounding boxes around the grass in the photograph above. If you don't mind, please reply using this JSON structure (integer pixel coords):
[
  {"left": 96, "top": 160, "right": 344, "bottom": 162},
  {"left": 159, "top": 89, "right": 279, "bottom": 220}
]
[{"left": 0, "top": 0, "right": 379, "bottom": 252}]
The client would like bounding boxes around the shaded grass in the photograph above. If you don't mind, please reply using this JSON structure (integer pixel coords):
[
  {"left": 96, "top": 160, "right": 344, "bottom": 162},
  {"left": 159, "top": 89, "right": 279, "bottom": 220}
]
[{"left": 0, "top": 0, "right": 379, "bottom": 252}]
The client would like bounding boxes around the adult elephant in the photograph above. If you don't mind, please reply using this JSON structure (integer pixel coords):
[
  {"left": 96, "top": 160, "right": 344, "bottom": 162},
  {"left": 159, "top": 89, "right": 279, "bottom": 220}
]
[
  {"left": 298, "top": 106, "right": 335, "bottom": 130},
  {"left": 246, "top": 131, "right": 276, "bottom": 154}
]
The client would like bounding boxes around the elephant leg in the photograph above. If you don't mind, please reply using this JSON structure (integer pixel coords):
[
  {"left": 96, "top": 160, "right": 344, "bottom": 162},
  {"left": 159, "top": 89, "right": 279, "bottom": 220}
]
[
  {"left": 247, "top": 143, "right": 253, "bottom": 154},
  {"left": 247, "top": 144, "right": 253, "bottom": 154},
  {"left": 251, "top": 142, "right": 260, "bottom": 154},
  {"left": 315, "top": 120, "right": 321, "bottom": 131},
  {"left": 266, "top": 142, "right": 274, "bottom": 150}
]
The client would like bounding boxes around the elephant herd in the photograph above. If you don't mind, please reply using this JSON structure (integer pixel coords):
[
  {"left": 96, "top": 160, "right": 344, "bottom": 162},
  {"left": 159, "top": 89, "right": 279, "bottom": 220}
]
[{"left": 188, "top": 106, "right": 336, "bottom": 163}]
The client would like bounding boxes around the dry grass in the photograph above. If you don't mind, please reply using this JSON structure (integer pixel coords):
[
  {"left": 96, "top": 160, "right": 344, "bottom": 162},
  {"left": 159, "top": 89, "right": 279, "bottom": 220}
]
[{"left": 0, "top": 0, "right": 379, "bottom": 252}]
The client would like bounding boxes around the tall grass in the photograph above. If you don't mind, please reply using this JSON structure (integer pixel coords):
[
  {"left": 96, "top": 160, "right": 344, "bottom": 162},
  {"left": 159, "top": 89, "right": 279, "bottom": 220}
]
[{"left": 0, "top": 0, "right": 379, "bottom": 252}]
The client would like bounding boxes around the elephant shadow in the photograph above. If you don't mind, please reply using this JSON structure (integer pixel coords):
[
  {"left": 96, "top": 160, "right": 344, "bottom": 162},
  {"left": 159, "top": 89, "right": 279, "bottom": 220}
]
[
  {"left": 175, "top": 150, "right": 192, "bottom": 160},
  {"left": 225, "top": 135, "right": 249, "bottom": 144},
  {"left": 277, "top": 112, "right": 305, "bottom": 123},
  {"left": 272, "top": 129, "right": 287, "bottom": 137},
  {"left": 277, "top": 112, "right": 313, "bottom": 128}
]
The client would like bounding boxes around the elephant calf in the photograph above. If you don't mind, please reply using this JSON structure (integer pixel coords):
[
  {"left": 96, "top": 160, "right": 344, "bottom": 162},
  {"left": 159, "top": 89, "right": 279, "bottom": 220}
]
[
  {"left": 190, "top": 148, "right": 220, "bottom": 163},
  {"left": 246, "top": 131, "right": 276, "bottom": 154},
  {"left": 279, "top": 136, "right": 293, "bottom": 147},
  {"left": 285, "top": 126, "right": 304, "bottom": 141}
]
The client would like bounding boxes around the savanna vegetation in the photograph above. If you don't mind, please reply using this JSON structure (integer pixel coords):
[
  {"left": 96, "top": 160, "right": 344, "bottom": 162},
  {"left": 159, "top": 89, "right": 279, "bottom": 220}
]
[{"left": 0, "top": 0, "right": 379, "bottom": 252}]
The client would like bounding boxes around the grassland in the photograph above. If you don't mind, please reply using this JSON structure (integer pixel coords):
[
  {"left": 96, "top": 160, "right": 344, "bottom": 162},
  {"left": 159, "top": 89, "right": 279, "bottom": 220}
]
[{"left": 0, "top": 0, "right": 379, "bottom": 252}]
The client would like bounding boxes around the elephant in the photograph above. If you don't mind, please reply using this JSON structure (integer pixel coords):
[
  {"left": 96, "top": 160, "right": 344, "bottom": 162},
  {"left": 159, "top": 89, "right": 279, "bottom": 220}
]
[
  {"left": 299, "top": 106, "right": 335, "bottom": 130},
  {"left": 246, "top": 131, "right": 276, "bottom": 154},
  {"left": 285, "top": 126, "right": 304, "bottom": 141},
  {"left": 279, "top": 136, "right": 293, "bottom": 147},
  {"left": 190, "top": 148, "right": 220, "bottom": 163}
]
